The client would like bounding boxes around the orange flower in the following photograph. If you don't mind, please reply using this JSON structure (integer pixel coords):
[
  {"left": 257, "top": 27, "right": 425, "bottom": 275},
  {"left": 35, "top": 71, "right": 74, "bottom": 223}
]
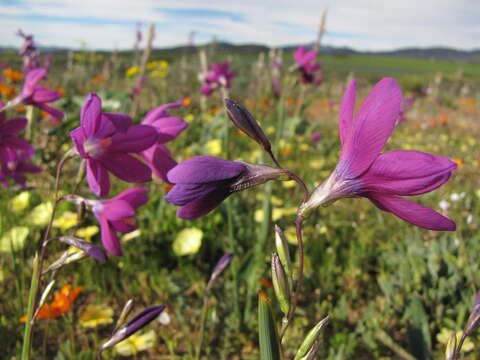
[
  {"left": 56, "top": 87, "right": 65, "bottom": 96},
  {"left": 3, "top": 68, "right": 23, "bottom": 82},
  {"left": 209, "top": 106, "right": 221, "bottom": 115},
  {"left": 260, "top": 278, "right": 273, "bottom": 288},
  {"left": 16, "top": 105, "right": 26, "bottom": 113},
  {"left": 164, "top": 184, "right": 174, "bottom": 193},
  {"left": 438, "top": 113, "right": 448, "bottom": 125},
  {"left": 452, "top": 158, "right": 463, "bottom": 168},
  {"left": 20, "top": 285, "right": 83, "bottom": 322},
  {"left": 0, "top": 83, "right": 15, "bottom": 98},
  {"left": 91, "top": 74, "right": 105, "bottom": 84},
  {"left": 182, "top": 97, "right": 192, "bottom": 106}
]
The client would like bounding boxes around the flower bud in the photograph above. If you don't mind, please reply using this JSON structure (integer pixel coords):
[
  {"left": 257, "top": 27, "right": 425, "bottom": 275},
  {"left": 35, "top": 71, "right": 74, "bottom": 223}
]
[
  {"left": 464, "top": 291, "right": 480, "bottom": 336},
  {"left": 271, "top": 252, "right": 290, "bottom": 315},
  {"left": 207, "top": 253, "right": 234, "bottom": 291},
  {"left": 224, "top": 98, "right": 272, "bottom": 152},
  {"left": 100, "top": 305, "right": 165, "bottom": 352},
  {"left": 114, "top": 299, "right": 134, "bottom": 332},
  {"left": 274, "top": 225, "right": 293, "bottom": 290},
  {"left": 294, "top": 316, "right": 329, "bottom": 360},
  {"left": 58, "top": 236, "right": 107, "bottom": 262}
]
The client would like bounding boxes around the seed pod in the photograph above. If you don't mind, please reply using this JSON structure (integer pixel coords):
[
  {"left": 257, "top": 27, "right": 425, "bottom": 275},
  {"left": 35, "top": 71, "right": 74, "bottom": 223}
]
[
  {"left": 274, "top": 225, "right": 293, "bottom": 290},
  {"left": 294, "top": 316, "right": 329, "bottom": 360},
  {"left": 464, "top": 291, "right": 480, "bottom": 336},
  {"left": 258, "top": 290, "right": 281, "bottom": 360},
  {"left": 271, "top": 253, "right": 290, "bottom": 315},
  {"left": 224, "top": 98, "right": 271, "bottom": 152}
]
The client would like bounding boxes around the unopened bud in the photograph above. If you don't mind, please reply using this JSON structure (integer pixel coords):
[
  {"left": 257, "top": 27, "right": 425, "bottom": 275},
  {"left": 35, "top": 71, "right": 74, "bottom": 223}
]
[
  {"left": 464, "top": 292, "right": 480, "bottom": 336},
  {"left": 58, "top": 236, "right": 107, "bottom": 262},
  {"left": 274, "top": 225, "right": 293, "bottom": 290},
  {"left": 207, "top": 253, "right": 234, "bottom": 291},
  {"left": 114, "top": 299, "right": 134, "bottom": 332},
  {"left": 224, "top": 98, "right": 272, "bottom": 152},
  {"left": 271, "top": 252, "right": 290, "bottom": 315},
  {"left": 294, "top": 316, "right": 329, "bottom": 360}
]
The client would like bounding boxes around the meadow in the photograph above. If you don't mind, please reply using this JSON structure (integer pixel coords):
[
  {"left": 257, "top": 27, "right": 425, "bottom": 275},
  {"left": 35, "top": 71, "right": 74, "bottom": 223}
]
[{"left": 0, "top": 35, "right": 479, "bottom": 360}]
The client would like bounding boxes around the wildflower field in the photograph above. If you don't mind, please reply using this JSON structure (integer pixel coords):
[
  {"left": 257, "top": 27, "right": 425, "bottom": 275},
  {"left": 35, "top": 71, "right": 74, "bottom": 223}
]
[{"left": 0, "top": 27, "right": 480, "bottom": 360}]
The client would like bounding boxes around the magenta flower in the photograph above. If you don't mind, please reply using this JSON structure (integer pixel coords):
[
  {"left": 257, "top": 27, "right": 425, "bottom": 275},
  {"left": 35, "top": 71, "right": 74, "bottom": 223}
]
[
  {"left": 86, "top": 187, "right": 149, "bottom": 256},
  {"left": 294, "top": 46, "right": 323, "bottom": 85},
  {"left": 0, "top": 104, "right": 33, "bottom": 164},
  {"left": 311, "top": 132, "right": 322, "bottom": 144},
  {"left": 299, "top": 78, "right": 456, "bottom": 231},
  {"left": 0, "top": 68, "right": 64, "bottom": 122},
  {"left": 140, "top": 101, "right": 188, "bottom": 182},
  {"left": 166, "top": 156, "right": 286, "bottom": 219},
  {"left": 0, "top": 148, "right": 41, "bottom": 188},
  {"left": 200, "top": 61, "right": 235, "bottom": 96},
  {"left": 70, "top": 93, "right": 158, "bottom": 196}
]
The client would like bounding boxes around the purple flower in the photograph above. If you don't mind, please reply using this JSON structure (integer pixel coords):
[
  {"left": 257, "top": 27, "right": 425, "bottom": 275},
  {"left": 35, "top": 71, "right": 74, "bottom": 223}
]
[
  {"left": 17, "top": 29, "right": 40, "bottom": 72},
  {"left": 311, "top": 132, "right": 322, "bottom": 144},
  {"left": 300, "top": 78, "right": 456, "bottom": 231},
  {"left": 166, "top": 156, "right": 286, "bottom": 219},
  {"left": 0, "top": 148, "right": 41, "bottom": 188},
  {"left": 0, "top": 68, "right": 64, "bottom": 122},
  {"left": 200, "top": 61, "right": 235, "bottom": 96},
  {"left": 70, "top": 93, "right": 158, "bottom": 196},
  {"left": 396, "top": 96, "right": 415, "bottom": 125},
  {"left": 0, "top": 106, "right": 33, "bottom": 164},
  {"left": 100, "top": 305, "right": 165, "bottom": 352},
  {"left": 294, "top": 46, "right": 323, "bottom": 85},
  {"left": 140, "top": 101, "right": 188, "bottom": 183},
  {"left": 87, "top": 187, "right": 149, "bottom": 256}
]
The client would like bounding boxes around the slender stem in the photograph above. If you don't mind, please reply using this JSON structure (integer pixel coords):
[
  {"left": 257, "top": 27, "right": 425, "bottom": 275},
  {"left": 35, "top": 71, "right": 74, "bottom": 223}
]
[
  {"left": 226, "top": 200, "right": 241, "bottom": 324},
  {"left": 21, "top": 149, "right": 74, "bottom": 360},
  {"left": 195, "top": 294, "right": 209, "bottom": 360},
  {"left": 279, "top": 215, "right": 305, "bottom": 340}
]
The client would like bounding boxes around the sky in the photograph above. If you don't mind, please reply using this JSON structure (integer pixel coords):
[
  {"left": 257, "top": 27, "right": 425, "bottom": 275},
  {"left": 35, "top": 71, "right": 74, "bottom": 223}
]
[{"left": 1, "top": 0, "right": 479, "bottom": 51}]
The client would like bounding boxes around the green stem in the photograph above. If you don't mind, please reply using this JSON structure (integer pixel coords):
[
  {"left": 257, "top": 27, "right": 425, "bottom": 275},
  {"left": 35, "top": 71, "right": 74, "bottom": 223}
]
[
  {"left": 226, "top": 200, "right": 241, "bottom": 323},
  {"left": 21, "top": 253, "right": 39, "bottom": 360},
  {"left": 195, "top": 295, "right": 209, "bottom": 360}
]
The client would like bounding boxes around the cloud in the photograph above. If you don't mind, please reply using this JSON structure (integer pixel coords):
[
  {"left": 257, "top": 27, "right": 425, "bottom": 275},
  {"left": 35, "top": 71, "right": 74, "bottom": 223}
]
[{"left": 0, "top": 0, "right": 479, "bottom": 50}]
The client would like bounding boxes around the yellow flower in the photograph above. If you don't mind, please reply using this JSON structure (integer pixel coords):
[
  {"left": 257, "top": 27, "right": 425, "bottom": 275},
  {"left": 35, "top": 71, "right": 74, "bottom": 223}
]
[
  {"left": 284, "top": 226, "right": 298, "bottom": 245},
  {"left": 10, "top": 191, "right": 30, "bottom": 212},
  {"left": 115, "top": 330, "right": 156, "bottom": 356},
  {"left": 282, "top": 180, "right": 296, "bottom": 189},
  {"left": 184, "top": 114, "right": 194, "bottom": 123},
  {"left": 122, "top": 229, "right": 141, "bottom": 242},
  {"left": 125, "top": 66, "right": 140, "bottom": 78},
  {"left": 79, "top": 304, "right": 114, "bottom": 328},
  {"left": 205, "top": 139, "right": 222, "bottom": 156},
  {"left": 0, "top": 227, "right": 29, "bottom": 252},
  {"left": 27, "top": 202, "right": 53, "bottom": 226},
  {"left": 150, "top": 69, "right": 168, "bottom": 78},
  {"left": 437, "top": 329, "right": 474, "bottom": 353},
  {"left": 75, "top": 226, "right": 99, "bottom": 242},
  {"left": 173, "top": 228, "right": 203, "bottom": 256},
  {"left": 53, "top": 211, "right": 78, "bottom": 232}
]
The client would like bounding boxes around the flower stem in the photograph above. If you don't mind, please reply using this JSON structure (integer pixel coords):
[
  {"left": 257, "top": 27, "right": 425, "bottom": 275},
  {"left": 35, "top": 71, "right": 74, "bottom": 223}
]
[
  {"left": 279, "top": 215, "right": 305, "bottom": 340},
  {"left": 20, "top": 149, "right": 74, "bottom": 360},
  {"left": 195, "top": 294, "right": 209, "bottom": 360}
]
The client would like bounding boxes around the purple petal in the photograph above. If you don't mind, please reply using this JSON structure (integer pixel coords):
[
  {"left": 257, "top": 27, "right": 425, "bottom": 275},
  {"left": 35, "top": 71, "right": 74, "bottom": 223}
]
[
  {"left": 22, "top": 68, "right": 47, "bottom": 97},
  {"left": 99, "top": 216, "right": 122, "bottom": 256},
  {"left": 58, "top": 236, "right": 107, "bottom": 262},
  {"left": 70, "top": 127, "right": 87, "bottom": 158},
  {"left": 109, "top": 125, "right": 158, "bottom": 153},
  {"left": 177, "top": 188, "right": 230, "bottom": 219},
  {"left": 167, "top": 156, "right": 245, "bottom": 184},
  {"left": 360, "top": 150, "right": 457, "bottom": 196},
  {"left": 367, "top": 193, "right": 456, "bottom": 231},
  {"left": 81, "top": 93, "right": 102, "bottom": 137},
  {"left": 141, "top": 144, "right": 177, "bottom": 182},
  {"left": 110, "top": 219, "right": 137, "bottom": 233},
  {"left": 338, "top": 78, "right": 402, "bottom": 179},
  {"left": 142, "top": 102, "right": 182, "bottom": 125},
  {"left": 165, "top": 183, "right": 218, "bottom": 206},
  {"left": 35, "top": 103, "right": 64, "bottom": 122},
  {"left": 86, "top": 159, "right": 110, "bottom": 196},
  {"left": 101, "top": 199, "right": 135, "bottom": 221},
  {"left": 31, "top": 86, "right": 61, "bottom": 103},
  {"left": 149, "top": 116, "right": 188, "bottom": 143},
  {"left": 339, "top": 80, "right": 356, "bottom": 146},
  {"left": 112, "top": 187, "right": 149, "bottom": 208},
  {"left": 3, "top": 136, "right": 34, "bottom": 153},
  {"left": 102, "top": 112, "right": 132, "bottom": 133},
  {"left": 102, "top": 153, "right": 152, "bottom": 183},
  {"left": 0, "top": 117, "right": 27, "bottom": 134}
]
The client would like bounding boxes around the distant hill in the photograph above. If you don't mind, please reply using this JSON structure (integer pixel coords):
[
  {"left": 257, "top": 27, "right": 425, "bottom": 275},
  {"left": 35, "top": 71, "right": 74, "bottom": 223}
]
[{"left": 2, "top": 42, "right": 480, "bottom": 63}]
